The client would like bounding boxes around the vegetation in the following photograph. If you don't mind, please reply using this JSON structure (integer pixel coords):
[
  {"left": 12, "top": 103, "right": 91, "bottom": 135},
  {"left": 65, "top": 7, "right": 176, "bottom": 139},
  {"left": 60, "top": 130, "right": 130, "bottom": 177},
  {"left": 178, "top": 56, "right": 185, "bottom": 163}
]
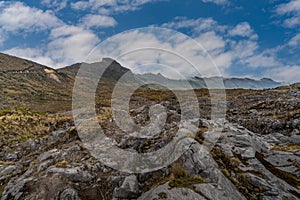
[
  {"left": 169, "top": 164, "right": 205, "bottom": 189},
  {"left": 0, "top": 107, "right": 73, "bottom": 148}
]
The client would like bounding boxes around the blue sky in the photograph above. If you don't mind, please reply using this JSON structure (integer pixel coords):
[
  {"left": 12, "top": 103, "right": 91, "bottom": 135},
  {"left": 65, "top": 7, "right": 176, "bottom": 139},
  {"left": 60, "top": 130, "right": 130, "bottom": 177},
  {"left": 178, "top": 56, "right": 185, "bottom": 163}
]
[{"left": 0, "top": 0, "right": 299, "bottom": 83}]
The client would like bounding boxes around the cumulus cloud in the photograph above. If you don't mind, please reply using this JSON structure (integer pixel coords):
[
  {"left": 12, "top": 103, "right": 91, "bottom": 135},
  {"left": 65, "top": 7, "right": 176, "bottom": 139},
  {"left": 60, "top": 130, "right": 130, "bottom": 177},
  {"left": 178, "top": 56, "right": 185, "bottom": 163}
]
[
  {"left": 4, "top": 47, "right": 56, "bottom": 67},
  {"left": 164, "top": 17, "right": 283, "bottom": 70},
  {"left": 276, "top": 0, "right": 300, "bottom": 15},
  {"left": 4, "top": 25, "right": 101, "bottom": 68},
  {"left": 201, "top": 0, "right": 228, "bottom": 5},
  {"left": 228, "top": 22, "right": 258, "bottom": 40},
  {"left": 41, "top": 0, "right": 68, "bottom": 11},
  {"left": 47, "top": 25, "right": 101, "bottom": 66},
  {"left": 275, "top": 0, "right": 300, "bottom": 28},
  {"left": 288, "top": 34, "right": 300, "bottom": 47},
  {"left": 194, "top": 31, "right": 226, "bottom": 53},
  {"left": 243, "top": 53, "right": 280, "bottom": 68},
  {"left": 265, "top": 66, "right": 300, "bottom": 83},
  {"left": 0, "top": 1, "right": 62, "bottom": 33},
  {"left": 71, "top": 0, "right": 163, "bottom": 14},
  {"left": 86, "top": 29, "right": 226, "bottom": 79},
  {"left": 79, "top": 14, "right": 117, "bottom": 28},
  {"left": 0, "top": 29, "right": 6, "bottom": 46},
  {"left": 162, "top": 17, "right": 226, "bottom": 33}
]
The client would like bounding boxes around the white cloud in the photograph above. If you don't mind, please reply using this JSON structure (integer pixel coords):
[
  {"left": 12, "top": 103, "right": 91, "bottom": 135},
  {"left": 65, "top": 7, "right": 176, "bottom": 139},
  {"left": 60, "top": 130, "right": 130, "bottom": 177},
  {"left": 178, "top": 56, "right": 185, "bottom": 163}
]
[
  {"left": 288, "top": 34, "right": 300, "bottom": 47},
  {"left": 231, "top": 40, "right": 258, "bottom": 59},
  {"left": 275, "top": 0, "right": 300, "bottom": 28},
  {"left": 228, "top": 22, "right": 258, "bottom": 40},
  {"left": 4, "top": 47, "right": 56, "bottom": 67},
  {"left": 276, "top": 0, "right": 300, "bottom": 15},
  {"left": 71, "top": 0, "right": 162, "bottom": 14},
  {"left": 41, "top": 0, "right": 68, "bottom": 11},
  {"left": 201, "top": 0, "right": 228, "bottom": 5},
  {"left": 265, "top": 66, "right": 300, "bottom": 83},
  {"left": 194, "top": 31, "right": 225, "bottom": 53},
  {"left": 79, "top": 14, "right": 117, "bottom": 28},
  {"left": 0, "top": 29, "right": 6, "bottom": 46},
  {"left": 162, "top": 17, "right": 226, "bottom": 33},
  {"left": 86, "top": 29, "right": 227, "bottom": 79},
  {"left": 162, "top": 17, "right": 281, "bottom": 71},
  {"left": 47, "top": 25, "right": 101, "bottom": 67},
  {"left": 0, "top": 1, "right": 62, "bottom": 33},
  {"left": 243, "top": 53, "right": 280, "bottom": 68},
  {"left": 4, "top": 25, "right": 101, "bottom": 68}
]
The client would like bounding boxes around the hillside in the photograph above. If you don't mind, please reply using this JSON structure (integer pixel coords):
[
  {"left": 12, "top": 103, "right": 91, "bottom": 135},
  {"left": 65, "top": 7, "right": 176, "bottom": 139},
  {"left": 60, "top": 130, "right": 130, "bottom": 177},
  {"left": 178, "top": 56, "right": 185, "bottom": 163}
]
[{"left": 0, "top": 53, "right": 299, "bottom": 199}]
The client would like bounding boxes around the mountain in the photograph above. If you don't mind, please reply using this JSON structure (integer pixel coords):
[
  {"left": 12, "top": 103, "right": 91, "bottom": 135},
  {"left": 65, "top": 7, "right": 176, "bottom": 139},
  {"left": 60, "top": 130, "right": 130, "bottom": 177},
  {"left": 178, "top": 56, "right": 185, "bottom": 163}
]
[
  {"left": 0, "top": 52, "right": 299, "bottom": 199},
  {"left": 0, "top": 52, "right": 283, "bottom": 112},
  {"left": 0, "top": 53, "right": 73, "bottom": 112},
  {"left": 137, "top": 74, "right": 282, "bottom": 90}
]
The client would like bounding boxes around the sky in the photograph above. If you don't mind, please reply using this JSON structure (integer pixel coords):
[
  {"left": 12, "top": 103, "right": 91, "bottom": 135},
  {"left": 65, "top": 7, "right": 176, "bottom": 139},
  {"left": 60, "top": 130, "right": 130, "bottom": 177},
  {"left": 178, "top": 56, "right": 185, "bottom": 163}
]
[{"left": 0, "top": 0, "right": 299, "bottom": 83}]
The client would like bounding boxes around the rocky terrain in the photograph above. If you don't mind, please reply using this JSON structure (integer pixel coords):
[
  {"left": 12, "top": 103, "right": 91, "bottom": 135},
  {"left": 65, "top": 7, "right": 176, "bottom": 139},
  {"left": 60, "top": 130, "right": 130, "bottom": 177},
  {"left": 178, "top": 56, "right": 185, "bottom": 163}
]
[{"left": 0, "top": 53, "right": 299, "bottom": 199}]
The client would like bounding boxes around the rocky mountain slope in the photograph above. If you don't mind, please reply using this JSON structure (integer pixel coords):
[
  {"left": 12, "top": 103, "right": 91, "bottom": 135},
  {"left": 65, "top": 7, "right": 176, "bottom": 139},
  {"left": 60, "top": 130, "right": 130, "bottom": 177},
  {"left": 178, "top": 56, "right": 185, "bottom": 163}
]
[
  {"left": 0, "top": 92, "right": 299, "bottom": 199},
  {"left": 0, "top": 52, "right": 282, "bottom": 112},
  {"left": 0, "top": 53, "right": 299, "bottom": 199}
]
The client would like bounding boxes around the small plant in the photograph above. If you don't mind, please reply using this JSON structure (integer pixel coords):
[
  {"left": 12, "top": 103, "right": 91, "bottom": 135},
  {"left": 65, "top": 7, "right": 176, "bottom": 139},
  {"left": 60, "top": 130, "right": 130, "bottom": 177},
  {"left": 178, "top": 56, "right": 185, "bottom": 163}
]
[
  {"left": 169, "top": 164, "right": 205, "bottom": 188},
  {"left": 56, "top": 160, "right": 68, "bottom": 168}
]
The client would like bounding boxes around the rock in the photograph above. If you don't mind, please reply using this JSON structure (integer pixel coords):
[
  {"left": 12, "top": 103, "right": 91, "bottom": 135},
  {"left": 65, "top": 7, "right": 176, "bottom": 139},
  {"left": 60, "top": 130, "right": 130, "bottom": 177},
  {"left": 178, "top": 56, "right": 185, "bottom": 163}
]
[
  {"left": 52, "top": 129, "right": 65, "bottom": 139},
  {"left": 1, "top": 178, "right": 33, "bottom": 200},
  {"left": 38, "top": 160, "right": 55, "bottom": 172},
  {"left": 46, "top": 167, "right": 93, "bottom": 183},
  {"left": 264, "top": 153, "right": 299, "bottom": 167},
  {"left": 38, "top": 149, "right": 60, "bottom": 162},
  {"left": 0, "top": 165, "right": 22, "bottom": 180},
  {"left": 59, "top": 188, "right": 81, "bottom": 200},
  {"left": 138, "top": 182, "right": 206, "bottom": 200},
  {"left": 5, "top": 153, "right": 18, "bottom": 162},
  {"left": 241, "top": 147, "right": 256, "bottom": 159},
  {"left": 24, "top": 139, "right": 37, "bottom": 151},
  {"left": 195, "top": 183, "right": 244, "bottom": 200},
  {"left": 245, "top": 173, "right": 271, "bottom": 188},
  {"left": 113, "top": 175, "right": 139, "bottom": 199}
]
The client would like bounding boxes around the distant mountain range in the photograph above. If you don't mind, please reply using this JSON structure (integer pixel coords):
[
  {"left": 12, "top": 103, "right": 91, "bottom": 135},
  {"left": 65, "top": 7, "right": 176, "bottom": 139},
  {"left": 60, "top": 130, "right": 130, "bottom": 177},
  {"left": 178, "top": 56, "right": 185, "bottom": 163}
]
[{"left": 0, "top": 52, "right": 283, "bottom": 112}]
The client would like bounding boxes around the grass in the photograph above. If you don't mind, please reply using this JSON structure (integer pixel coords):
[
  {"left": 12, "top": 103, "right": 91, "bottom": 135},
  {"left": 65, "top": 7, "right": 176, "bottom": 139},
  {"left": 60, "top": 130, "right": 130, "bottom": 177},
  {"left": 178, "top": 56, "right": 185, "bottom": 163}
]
[
  {"left": 211, "top": 147, "right": 264, "bottom": 199},
  {"left": 55, "top": 160, "right": 68, "bottom": 168},
  {"left": 0, "top": 107, "right": 73, "bottom": 148},
  {"left": 273, "top": 145, "right": 300, "bottom": 151},
  {"left": 168, "top": 164, "right": 205, "bottom": 189}
]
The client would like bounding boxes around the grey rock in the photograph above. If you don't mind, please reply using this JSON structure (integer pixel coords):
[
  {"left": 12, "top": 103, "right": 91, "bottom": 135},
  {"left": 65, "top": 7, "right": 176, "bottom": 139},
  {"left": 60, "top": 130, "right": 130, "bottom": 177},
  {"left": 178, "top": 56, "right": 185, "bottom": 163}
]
[
  {"left": 113, "top": 175, "right": 139, "bottom": 199},
  {"left": 138, "top": 182, "right": 206, "bottom": 200},
  {"left": 5, "top": 153, "right": 18, "bottom": 162},
  {"left": 59, "top": 188, "right": 81, "bottom": 200},
  {"left": 265, "top": 153, "right": 299, "bottom": 167},
  {"left": 52, "top": 129, "right": 65, "bottom": 139},
  {"left": 195, "top": 183, "right": 242, "bottom": 200},
  {"left": 47, "top": 167, "right": 92, "bottom": 183},
  {"left": 241, "top": 147, "right": 256, "bottom": 159},
  {"left": 38, "top": 160, "right": 55, "bottom": 172},
  {"left": 0, "top": 165, "right": 22, "bottom": 180},
  {"left": 38, "top": 149, "right": 60, "bottom": 162},
  {"left": 1, "top": 178, "right": 33, "bottom": 200},
  {"left": 245, "top": 173, "right": 271, "bottom": 188}
]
